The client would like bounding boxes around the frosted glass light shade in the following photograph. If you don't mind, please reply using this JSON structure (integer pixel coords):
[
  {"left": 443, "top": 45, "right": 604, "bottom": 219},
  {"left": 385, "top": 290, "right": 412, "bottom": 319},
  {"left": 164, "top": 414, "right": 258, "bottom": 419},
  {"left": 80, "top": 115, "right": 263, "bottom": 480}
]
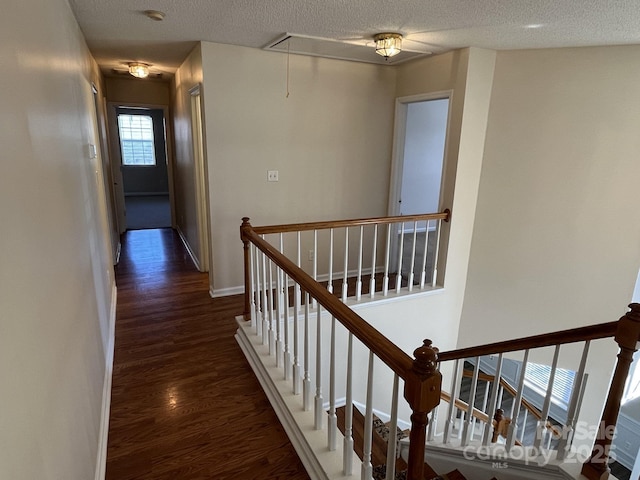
[
  {"left": 129, "top": 63, "right": 149, "bottom": 78},
  {"left": 374, "top": 33, "right": 402, "bottom": 58}
]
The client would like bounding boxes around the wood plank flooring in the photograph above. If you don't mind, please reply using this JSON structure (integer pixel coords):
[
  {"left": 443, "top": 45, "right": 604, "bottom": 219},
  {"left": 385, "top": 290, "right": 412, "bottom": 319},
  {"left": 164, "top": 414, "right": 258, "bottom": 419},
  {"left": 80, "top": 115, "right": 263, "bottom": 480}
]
[{"left": 106, "top": 228, "right": 310, "bottom": 480}]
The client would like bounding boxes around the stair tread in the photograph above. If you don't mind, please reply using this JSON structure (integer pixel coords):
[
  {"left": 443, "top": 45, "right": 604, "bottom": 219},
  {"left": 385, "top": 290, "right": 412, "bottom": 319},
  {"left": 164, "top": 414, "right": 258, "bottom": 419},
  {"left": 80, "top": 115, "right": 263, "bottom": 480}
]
[{"left": 336, "top": 405, "right": 439, "bottom": 480}]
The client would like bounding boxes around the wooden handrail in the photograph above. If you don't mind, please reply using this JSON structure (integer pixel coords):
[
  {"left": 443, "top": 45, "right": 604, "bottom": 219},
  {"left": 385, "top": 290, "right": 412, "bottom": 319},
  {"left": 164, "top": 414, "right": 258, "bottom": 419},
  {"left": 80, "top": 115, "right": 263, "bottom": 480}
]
[
  {"left": 242, "top": 221, "right": 414, "bottom": 378},
  {"left": 437, "top": 322, "right": 617, "bottom": 362},
  {"left": 251, "top": 209, "right": 451, "bottom": 235},
  {"left": 241, "top": 217, "right": 441, "bottom": 480}
]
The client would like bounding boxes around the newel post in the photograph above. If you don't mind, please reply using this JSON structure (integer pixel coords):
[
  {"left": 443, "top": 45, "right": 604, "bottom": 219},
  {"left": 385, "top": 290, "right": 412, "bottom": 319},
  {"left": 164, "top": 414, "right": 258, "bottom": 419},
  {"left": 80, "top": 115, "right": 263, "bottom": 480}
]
[
  {"left": 240, "top": 217, "right": 252, "bottom": 321},
  {"left": 403, "top": 339, "right": 442, "bottom": 480},
  {"left": 581, "top": 303, "right": 640, "bottom": 480}
]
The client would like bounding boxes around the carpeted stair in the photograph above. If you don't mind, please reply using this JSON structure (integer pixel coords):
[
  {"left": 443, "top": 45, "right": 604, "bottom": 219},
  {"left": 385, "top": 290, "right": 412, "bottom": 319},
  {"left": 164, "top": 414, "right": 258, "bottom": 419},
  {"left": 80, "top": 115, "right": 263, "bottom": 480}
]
[{"left": 336, "top": 405, "right": 465, "bottom": 480}]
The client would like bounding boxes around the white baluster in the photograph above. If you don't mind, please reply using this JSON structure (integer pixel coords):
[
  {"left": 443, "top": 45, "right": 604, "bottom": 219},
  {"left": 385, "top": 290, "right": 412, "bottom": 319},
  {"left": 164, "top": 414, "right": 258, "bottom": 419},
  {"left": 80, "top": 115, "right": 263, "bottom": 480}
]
[
  {"left": 432, "top": 219, "right": 442, "bottom": 287},
  {"left": 254, "top": 247, "right": 262, "bottom": 338},
  {"left": 261, "top": 244, "right": 268, "bottom": 345},
  {"left": 312, "top": 229, "right": 318, "bottom": 309},
  {"left": 462, "top": 357, "right": 480, "bottom": 447},
  {"left": 328, "top": 316, "right": 337, "bottom": 451},
  {"left": 556, "top": 340, "right": 591, "bottom": 460},
  {"left": 385, "top": 374, "right": 400, "bottom": 480},
  {"left": 482, "top": 353, "right": 504, "bottom": 446},
  {"left": 383, "top": 224, "right": 391, "bottom": 296},
  {"left": 268, "top": 260, "right": 275, "bottom": 356},
  {"left": 408, "top": 221, "right": 418, "bottom": 291},
  {"left": 506, "top": 349, "right": 530, "bottom": 450},
  {"left": 328, "top": 228, "right": 334, "bottom": 294},
  {"left": 283, "top": 273, "right": 291, "bottom": 381},
  {"left": 275, "top": 261, "right": 283, "bottom": 367},
  {"left": 356, "top": 225, "right": 363, "bottom": 300},
  {"left": 342, "top": 228, "right": 349, "bottom": 302},
  {"left": 369, "top": 224, "right": 378, "bottom": 298},
  {"left": 296, "top": 231, "right": 302, "bottom": 311},
  {"left": 570, "top": 373, "right": 588, "bottom": 449},
  {"left": 362, "top": 351, "right": 374, "bottom": 480},
  {"left": 520, "top": 408, "right": 528, "bottom": 443},
  {"left": 396, "top": 222, "right": 405, "bottom": 294},
  {"left": 343, "top": 333, "right": 354, "bottom": 475},
  {"left": 479, "top": 380, "right": 490, "bottom": 439},
  {"left": 427, "top": 402, "right": 439, "bottom": 442},
  {"left": 292, "top": 277, "right": 301, "bottom": 395},
  {"left": 303, "top": 293, "right": 311, "bottom": 411},
  {"left": 249, "top": 244, "right": 257, "bottom": 328},
  {"left": 444, "top": 359, "right": 463, "bottom": 444},
  {"left": 533, "top": 345, "right": 561, "bottom": 451},
  {"left": 419, "top": 220, "right": 429, "bottom": 288},
  {"left": 314, "top": 304, "right": 323, "bottom": 430}
]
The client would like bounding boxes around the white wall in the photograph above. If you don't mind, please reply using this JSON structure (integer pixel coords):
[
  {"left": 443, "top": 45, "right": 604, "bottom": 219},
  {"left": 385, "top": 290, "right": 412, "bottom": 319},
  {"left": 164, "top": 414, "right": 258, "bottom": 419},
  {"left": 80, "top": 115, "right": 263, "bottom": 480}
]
[
  {"left": 459, "top": 45, "right": 640, "bottom": 446},
  {"left": 400, "top": 99, "right": 449, "bottom": 215},
  {"left": 0, "top": 0, "right": 115, "bottom": 478},
  {"left": 394, "top": 47, "right": 497, "bottom": 353},
  {"left": 172, "top": 45, "right": 205, "bottom": 266},
  {"left": 200, "top": 42, "right": 397, "bottom": 295}
]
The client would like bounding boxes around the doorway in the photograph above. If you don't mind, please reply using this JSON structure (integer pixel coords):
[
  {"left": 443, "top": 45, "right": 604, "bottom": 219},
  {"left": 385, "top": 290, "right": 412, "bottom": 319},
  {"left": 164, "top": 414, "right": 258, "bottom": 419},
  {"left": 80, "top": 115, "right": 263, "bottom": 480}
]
[
  {"left": 388, "top": 93, "right": 451, "bottom": 277},
  {"left": 109, "top": 105, "right": 173, "bottom": 231}
]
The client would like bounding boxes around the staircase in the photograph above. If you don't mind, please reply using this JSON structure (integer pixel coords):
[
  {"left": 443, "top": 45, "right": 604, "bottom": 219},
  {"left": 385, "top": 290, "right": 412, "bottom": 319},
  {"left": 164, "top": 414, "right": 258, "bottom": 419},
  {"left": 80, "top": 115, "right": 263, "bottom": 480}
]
[
  {"left": 239, "top": 214, "right": 640, "bottom": 480},
  {"left": 336, "top": 405, "right": 464, "bottom": 480}
]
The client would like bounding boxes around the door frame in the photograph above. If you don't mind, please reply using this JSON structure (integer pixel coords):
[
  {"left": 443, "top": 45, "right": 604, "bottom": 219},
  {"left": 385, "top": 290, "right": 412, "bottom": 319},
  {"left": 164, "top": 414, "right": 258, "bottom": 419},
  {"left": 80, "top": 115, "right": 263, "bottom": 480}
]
[
  {"left": 189, "top": 84, "right": 212, "bottom": 273},
  {"left": 387, "top": 91, "right": 453, "bottom": 273},
  {"left": 387, "top": 90, "right": 453, "bottom": 217},
  {"left": 106, "top": 102, "right": 176, "bottom": 234}
]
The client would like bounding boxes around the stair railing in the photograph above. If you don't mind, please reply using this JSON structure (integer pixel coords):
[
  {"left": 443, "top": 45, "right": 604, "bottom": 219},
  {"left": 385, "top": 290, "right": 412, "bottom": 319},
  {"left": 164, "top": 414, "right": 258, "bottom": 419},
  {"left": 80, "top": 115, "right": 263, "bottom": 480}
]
[
  {"left": 241, "top": 217, "right": 443, "bottom": 480},
  {"left": 429, "top": 306, "right": 640, "bottom": 480},
  {"left": 241, "top": 210, "right": 451, "bottom": 320}
]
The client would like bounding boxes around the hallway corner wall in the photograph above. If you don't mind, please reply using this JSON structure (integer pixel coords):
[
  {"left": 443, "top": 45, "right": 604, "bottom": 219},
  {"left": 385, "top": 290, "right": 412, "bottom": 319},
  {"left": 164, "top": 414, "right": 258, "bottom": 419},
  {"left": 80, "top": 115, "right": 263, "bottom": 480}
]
[{"left": 172, "top": 44, "right": 205, "bottom": 270}]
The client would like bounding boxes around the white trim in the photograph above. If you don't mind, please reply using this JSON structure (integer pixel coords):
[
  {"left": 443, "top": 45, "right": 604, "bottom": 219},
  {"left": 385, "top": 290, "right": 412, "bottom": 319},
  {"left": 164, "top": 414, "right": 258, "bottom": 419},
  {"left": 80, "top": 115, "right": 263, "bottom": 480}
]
[
  {"left": 235, "top": 319, "right": 360, "bottom": 479},
  {"left": 123, "top": 191, "right": 169, "bottom": 197},
  {"left": 210, "top": 285, "right": 244, "bottom": 298},
  {"left": 177, "top": 226, "right": 201, "bottom": 271},
  {"left": 387, "top": 90, "right": 453, "bottom": 218},
  {"left": 94, "top": 284, "right": 117, "bottom": 480}
]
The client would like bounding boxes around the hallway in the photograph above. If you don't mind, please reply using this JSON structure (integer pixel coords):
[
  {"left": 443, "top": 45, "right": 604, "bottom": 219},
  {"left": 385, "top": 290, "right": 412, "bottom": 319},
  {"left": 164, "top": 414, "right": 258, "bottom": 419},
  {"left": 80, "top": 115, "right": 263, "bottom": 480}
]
[{"left": 106, "top": 228, "right": 310, "bottom": 479}]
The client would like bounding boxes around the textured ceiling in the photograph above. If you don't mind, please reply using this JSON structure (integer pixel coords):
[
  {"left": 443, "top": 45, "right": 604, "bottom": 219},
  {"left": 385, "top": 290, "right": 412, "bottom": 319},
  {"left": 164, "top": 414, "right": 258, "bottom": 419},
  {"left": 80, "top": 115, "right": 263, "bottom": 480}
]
[{"left": 68, "top": 0, "right": 640, "bottom": 77}]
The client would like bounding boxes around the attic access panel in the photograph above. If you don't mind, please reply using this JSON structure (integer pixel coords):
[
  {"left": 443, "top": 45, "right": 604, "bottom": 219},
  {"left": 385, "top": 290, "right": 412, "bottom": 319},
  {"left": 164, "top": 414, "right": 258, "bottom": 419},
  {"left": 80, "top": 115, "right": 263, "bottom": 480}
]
[{"left": 264, "top": 33, "right": 430, "bottom": 66}]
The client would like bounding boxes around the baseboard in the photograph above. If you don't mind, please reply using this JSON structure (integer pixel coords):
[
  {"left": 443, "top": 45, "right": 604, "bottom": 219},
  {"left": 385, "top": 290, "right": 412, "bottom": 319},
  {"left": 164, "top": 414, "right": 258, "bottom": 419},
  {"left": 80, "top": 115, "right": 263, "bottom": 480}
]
[
  {"left": 210, "top": 285, "right": 245, "bottom": 298},
  {"left": 124, "top": 191, "right": 169, "bottom": 197},
  {"left": 235, "top": 318, "right": 359, "bottom": 480},
  {"left": 94, "top": 284, "right": 117, "bottom": 480},
  {"left": 209, "top": 267, "right": 386, "bottom": 299},
  {"left": 176, "top": 226, "right": 202, "bottom": 271}
]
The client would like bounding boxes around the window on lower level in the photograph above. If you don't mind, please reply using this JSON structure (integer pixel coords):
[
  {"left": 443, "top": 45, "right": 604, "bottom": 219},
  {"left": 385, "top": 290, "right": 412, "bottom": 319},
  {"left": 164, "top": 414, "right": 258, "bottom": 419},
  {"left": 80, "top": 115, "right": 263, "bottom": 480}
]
[{"left": 524, "top": 362, "right": 576, "bottom": 408}]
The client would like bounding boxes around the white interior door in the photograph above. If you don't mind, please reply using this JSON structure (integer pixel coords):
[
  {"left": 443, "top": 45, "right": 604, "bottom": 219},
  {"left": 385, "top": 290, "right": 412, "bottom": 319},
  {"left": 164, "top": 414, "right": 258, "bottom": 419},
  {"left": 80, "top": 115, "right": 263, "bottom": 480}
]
[{"left": 388, "top": 92, "right": 451, "bottom": 272}]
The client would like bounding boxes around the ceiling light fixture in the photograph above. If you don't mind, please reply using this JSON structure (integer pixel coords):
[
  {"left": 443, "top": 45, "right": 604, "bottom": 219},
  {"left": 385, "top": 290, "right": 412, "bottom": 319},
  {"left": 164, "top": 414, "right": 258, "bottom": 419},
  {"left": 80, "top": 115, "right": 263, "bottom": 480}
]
[
  {"left": 144, "top": 10, "right": 166, "bottom": 21},
  {"left": 128, "top": 63, "right": 149, "bottom": 78},
  {"left": 374, "top": 33, "right": 403, "bottom": 59}
]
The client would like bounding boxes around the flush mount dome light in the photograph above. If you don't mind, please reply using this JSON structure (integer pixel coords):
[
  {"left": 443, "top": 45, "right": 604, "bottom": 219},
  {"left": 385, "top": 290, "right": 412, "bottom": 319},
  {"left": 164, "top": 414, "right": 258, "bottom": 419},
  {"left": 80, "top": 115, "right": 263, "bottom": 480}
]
[
  {"left": 374, "top": 33, "right": 403, "bottom": 58},
  {"left": 128, "top": 63, "right": 149, "bottom": 78}
]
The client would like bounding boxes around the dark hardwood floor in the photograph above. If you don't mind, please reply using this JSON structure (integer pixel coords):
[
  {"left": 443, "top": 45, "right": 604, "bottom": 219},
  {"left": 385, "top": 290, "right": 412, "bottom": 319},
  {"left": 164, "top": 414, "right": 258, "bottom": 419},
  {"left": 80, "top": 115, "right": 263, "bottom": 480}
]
[{"left": 106, "top": 228, "right": 310, "bottom": 480}]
